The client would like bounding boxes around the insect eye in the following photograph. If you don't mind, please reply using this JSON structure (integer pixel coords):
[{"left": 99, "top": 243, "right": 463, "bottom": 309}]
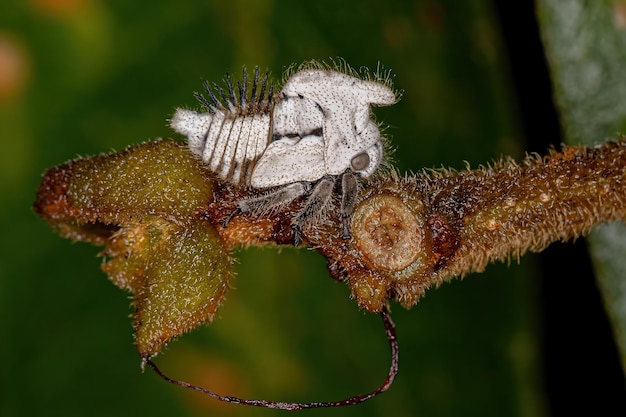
[{"left": 350, "top": 152, "right": 370, "bottom": 171}]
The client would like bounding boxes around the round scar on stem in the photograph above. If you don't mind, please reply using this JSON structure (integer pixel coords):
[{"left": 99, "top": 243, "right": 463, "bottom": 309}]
[{"left": 352, "top": 194, "right": 422, "bottom": 272}]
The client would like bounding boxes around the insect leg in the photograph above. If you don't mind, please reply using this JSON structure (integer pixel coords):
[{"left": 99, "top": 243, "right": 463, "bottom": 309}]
[
  {"left": 291, "top": 176, "right": 335, "bottom": 246},
  {"left": 221, "top": 207, "right": 241, "bottom": 228},
  {"left": 340, "top": 170, "right": 359, "bottom": 240},
  {"left": 236, "top": 182, "right": 309, "bottom": 216}
]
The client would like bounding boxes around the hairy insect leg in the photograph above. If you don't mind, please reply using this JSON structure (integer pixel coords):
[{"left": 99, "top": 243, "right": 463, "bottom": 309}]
[
  {"left": 221, "top": 207, "right": 241, "bottom": 228},
  {"left": 340, "top": 170, "right": 359, "bottom": 240},
  {"left": 238, "top": 182, "right": 309, "bottom": 214},
  {"left": 222, "top": 182, "right": 310, "bottom": 227},
  {"left": 144, "top": 304, "right": 398, "bottom": 410},
  {"left": 291, "top": 177, "right": 335, "bottom": 246}
]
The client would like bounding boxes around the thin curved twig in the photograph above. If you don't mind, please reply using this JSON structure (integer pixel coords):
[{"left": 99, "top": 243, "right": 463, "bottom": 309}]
[{"left": 145, "top": 304, "right": 398, "bottom": 410}]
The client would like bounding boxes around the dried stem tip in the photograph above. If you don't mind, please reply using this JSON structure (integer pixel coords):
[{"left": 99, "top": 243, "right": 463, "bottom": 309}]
[{"left": 352, "top": 194, "right": 424, "bottom": 271}]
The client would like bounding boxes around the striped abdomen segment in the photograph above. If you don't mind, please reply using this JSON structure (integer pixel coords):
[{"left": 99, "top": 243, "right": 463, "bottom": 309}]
[{"left": 170, "top": 67, "right": 274, "bottom": 186}]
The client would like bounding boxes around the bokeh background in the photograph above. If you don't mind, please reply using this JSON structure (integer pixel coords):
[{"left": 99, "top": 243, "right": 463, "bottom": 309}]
[{"left": 2, "top": 1, "right": 625, "bottom": 416}]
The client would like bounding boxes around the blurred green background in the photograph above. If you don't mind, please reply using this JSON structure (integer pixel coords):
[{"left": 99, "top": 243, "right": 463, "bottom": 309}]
[{"left": 2, "top": 1, "right": 624, "bottom": 416}]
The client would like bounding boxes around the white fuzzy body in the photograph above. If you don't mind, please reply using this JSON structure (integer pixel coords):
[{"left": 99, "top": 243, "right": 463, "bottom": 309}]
[{"left": 170, "top": 67, "right": 396, "bottom": 189}]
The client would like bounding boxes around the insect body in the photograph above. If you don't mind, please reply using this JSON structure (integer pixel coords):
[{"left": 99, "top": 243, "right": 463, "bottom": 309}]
[{"left": 170, "top": 63, "right": 397, "bottom": 244}]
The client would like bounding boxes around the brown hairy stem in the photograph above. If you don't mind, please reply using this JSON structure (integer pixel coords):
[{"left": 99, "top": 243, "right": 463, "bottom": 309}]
[
  {"left": 300, "top": 140, "right": 626, "bottom": 311},
  {"left": 35, "top": 138, "right": 626, "bottom": 316}
]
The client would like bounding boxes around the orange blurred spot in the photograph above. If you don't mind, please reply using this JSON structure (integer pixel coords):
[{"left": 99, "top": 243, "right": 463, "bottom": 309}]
[
  {"left": 31, "top": 0, "right": 90, "bottom": 16},
  {"left": 614, "top": 1, "right": 626, "bottom": 29},
  {"left": 381, "top": 16, "right": 413, "bottom": 50},
  {"left": 0, "top": 34, "right": 29, "bottom": 101},
  {"left": 163, "top": 349, "right": 250, "bottom": 415}
]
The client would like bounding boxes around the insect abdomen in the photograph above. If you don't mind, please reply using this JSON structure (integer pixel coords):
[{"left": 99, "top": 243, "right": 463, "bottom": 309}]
[{"left": 170, "top": 67, "right": 274, "bottom": 187}]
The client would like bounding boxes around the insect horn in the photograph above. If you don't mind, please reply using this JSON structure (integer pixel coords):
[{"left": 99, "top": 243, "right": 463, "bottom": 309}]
[
  {"left": 257, "top": 68, "right": 269, "bottom": 108},
  {"left": 213, "top": 82, "right": 234, "bottom": 112},
  {"left": 238, "top": 67, "right": 247, "bottom": 110},
  {"left": 224, "top": 73, "right": 237, "bottom": 112},
  {"left": 194, "top": 79, "right": 221, "bottom": 109},
  {"left": 249, "top": 66, "right": 259, "bottom": 106},
  {"left": 192, "top": 90, "right": 212, "bottom": 109},
  {"left": 265, "top": 83, "right": 274, "bottom": 111}
]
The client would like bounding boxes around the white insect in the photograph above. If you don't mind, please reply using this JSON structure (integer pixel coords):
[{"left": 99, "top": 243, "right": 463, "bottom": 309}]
[{"left": 170, "top": 63, "right": 397, "bottom": 244}]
